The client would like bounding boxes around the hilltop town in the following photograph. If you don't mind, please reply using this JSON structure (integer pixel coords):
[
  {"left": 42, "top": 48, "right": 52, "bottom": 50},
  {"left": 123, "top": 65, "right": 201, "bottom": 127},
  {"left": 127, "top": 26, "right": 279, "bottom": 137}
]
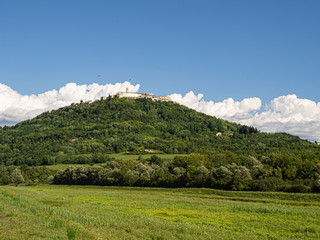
[{"left": 70, "top": 88, "right": 172, "bottom": 106}]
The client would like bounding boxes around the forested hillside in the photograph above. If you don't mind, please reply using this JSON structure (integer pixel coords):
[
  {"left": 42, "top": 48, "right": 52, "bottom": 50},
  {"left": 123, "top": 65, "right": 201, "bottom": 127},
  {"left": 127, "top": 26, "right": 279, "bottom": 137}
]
[
  {"left": 1, "top": 98, "right": 320, "bottom": 192},
  {"left": 0, "top": 97, "right": 319, "bottom": 166}
]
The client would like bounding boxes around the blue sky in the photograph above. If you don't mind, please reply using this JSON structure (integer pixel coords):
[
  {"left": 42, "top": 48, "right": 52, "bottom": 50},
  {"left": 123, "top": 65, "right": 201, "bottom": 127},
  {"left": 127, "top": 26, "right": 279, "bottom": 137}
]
[
  {"left": 1, "top": 0, "right": 320, "bottom": 141},
  {"left": 1, "top": 0, "right": 319, "bottom": 102}
]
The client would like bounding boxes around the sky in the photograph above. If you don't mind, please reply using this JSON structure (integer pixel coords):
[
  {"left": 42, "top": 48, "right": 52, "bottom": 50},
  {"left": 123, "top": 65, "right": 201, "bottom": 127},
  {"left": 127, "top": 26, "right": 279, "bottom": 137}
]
[{"left": 0, "top": 0, "right": 320, "bottom": 141}]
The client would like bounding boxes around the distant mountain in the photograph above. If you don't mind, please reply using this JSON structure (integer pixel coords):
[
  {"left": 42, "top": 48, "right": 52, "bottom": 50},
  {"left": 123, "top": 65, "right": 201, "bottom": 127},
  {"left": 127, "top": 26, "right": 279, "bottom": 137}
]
[{"left": 0, "top": 97, "right": 318, "bottom": 166}]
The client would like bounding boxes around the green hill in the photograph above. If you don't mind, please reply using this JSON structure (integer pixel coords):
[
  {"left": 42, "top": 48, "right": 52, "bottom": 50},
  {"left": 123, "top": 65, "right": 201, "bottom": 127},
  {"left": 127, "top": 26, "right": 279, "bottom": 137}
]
[
  {"left": 0, "top": 97, "right": 319, "bottom": 166},
  {"left": 1, "top": 97, "right": 320, "bottom": 192}
]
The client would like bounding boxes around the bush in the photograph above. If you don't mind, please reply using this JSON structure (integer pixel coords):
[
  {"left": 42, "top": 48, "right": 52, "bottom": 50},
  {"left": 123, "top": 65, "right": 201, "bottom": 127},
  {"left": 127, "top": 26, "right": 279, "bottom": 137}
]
[
  {"left": 252, "top": 177, "right": 286, "bottom": 192},
  {"left": 279, "top": 184, "right": 311, "bottom": 193},
  {"left": 10, "top": 168, "right": 25, "bottom": 187},
  {"left": 47, "top": 175, "right": 54, "bottom": 184}
]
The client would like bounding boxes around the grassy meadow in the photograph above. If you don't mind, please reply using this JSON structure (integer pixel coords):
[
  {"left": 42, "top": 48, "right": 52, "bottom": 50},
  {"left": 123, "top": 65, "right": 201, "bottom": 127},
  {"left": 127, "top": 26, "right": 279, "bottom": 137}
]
[
  {"left": 1, "top": 185, "right": 320, "bottom": 240},
  {"left": 46, "top": 153, "right": 187, "bottom": 170}
]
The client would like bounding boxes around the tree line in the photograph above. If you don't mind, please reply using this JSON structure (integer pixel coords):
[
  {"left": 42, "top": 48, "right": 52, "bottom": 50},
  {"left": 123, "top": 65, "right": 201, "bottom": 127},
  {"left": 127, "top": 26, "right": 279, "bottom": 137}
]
[
  {"left": 52, "top": 153, "right": 320, "bottom": 193},
  {"left": 2, "top": 152, "right": 319, "bottom": 193},
  {"left": 0, "top": 165, "right": 56, "bottom": 185}
]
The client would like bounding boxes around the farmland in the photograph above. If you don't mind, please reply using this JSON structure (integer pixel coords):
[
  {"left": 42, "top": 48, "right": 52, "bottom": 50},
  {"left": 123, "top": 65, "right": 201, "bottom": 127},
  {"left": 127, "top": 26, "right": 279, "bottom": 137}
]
[{"left": 1, "top": 185, "right": 320, "bottom": 239}]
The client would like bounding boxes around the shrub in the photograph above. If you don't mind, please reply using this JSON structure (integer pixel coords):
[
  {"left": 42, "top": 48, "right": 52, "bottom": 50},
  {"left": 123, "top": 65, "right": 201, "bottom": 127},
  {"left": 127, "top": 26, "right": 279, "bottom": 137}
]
[
  {"left": 10, "top": 168, "right": 25, "bottom": 187},
  {"left": 47, "top": 175, "right": 54, "bottom": 184},
  {"left": 252, "top": 177, "right": 286, "bottom": 192}
]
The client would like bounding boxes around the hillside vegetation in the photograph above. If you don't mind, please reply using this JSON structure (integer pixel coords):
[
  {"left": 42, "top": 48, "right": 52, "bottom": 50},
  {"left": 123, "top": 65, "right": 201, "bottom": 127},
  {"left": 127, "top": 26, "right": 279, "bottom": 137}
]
[
  {"left": 1, "top": 98, "right": 320, "bottom": 192},
  {"left": 0, "top": 97, "right": 318, "bottom": 165}
]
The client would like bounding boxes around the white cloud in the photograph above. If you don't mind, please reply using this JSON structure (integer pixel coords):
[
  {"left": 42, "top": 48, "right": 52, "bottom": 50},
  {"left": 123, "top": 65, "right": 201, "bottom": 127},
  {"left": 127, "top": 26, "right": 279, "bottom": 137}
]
[
  {"left": 0, "top": 82, "right": 319, "bottom": 142},
  {"left": 243, "top": 95, "right": 320, "bottom": 141},
  {"left": 170, "top": 91, "right": 261, "bottom": 119},
  {"left": 0, "top": 81, "right": 139, "bottom": 123},
  {"left": 170, "top": 92, "right": 320, "bottom": 142}
]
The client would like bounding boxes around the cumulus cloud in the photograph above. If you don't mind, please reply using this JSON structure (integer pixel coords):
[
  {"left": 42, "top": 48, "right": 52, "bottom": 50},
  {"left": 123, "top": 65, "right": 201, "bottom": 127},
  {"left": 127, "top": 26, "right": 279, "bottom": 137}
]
[
  {"left": 244, "top": 95, "right": 320, "bottom": 141},
  {"left": 170, "top": 91, "right": 261, "bottom": 119},
  {"left": 0, "top": 81, "right": 139, "bottom": 123},
  {"left": 170, "top": 92, "right": 320, "bottom": 141}
]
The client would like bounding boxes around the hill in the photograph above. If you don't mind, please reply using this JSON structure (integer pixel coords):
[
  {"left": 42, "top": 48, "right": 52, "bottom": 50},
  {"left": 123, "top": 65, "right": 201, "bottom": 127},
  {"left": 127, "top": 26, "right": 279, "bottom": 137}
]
[
  {"left": 0, "top": 97, "right": 319, "bottom": 166},
  {"left": 1, "top": 98, "right": 320, "bottom": 192}
]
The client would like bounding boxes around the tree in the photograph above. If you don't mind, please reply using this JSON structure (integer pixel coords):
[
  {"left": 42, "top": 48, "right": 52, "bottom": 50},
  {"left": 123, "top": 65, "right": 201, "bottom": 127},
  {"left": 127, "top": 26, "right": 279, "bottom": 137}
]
[{"left": 10, "top": 168, "right": 25, "bottom": 187}]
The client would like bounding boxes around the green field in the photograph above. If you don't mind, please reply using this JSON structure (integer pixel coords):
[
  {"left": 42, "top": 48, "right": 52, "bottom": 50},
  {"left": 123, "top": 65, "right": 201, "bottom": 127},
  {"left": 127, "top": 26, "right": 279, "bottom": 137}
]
[
  {"left": 1, "top": 185, "right": 320, "bottom": 239},
  {"left": 46, "top": 154, "right": 187, "bottom": 170},
  {"left": 108, "top": 153, "right": 187, "bottom": 160}
]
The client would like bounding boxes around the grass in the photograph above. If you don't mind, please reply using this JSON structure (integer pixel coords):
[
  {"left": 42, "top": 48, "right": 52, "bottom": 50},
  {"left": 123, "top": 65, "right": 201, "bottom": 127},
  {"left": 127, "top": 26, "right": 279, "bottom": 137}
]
[
  {"left": 46, "top": 153, "right": 187, "bottom": 170},
  {"left": 1, "top": 185, "right": 320, "bottom": 239},
  {"left": 110, "top": 153, "right": 187, "bottom": 160}
]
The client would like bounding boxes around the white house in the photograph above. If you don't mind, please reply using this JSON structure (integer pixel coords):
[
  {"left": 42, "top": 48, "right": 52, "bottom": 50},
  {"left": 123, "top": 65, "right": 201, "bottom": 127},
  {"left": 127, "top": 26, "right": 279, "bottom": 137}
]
[{"left": 158, "top": 96, "right": 171, "bottom": 102}]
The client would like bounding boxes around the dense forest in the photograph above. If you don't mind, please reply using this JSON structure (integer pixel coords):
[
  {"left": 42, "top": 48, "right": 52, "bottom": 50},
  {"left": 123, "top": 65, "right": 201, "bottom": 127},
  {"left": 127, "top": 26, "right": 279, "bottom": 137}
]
[{"left": 1, "top": 97, "right": 320, "bottom": 192}]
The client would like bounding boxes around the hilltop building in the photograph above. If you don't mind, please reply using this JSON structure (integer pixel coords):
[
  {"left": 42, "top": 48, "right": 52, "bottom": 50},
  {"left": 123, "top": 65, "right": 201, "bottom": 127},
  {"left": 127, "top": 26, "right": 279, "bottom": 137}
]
[
  {"left": 70, "top": 88, "right": 172, "bottom": 107},
  {"left": 116, "top": 88, "right": 143, "bottom": 99},
  {"left": 114, "top": 88, "right": 171, "bottom": 102},
  {"left": 158, "top": 96, "right": 172, "bottom": 102},
  {"left": 316, "top": 141, "right": 320, "bottom": 145}
]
